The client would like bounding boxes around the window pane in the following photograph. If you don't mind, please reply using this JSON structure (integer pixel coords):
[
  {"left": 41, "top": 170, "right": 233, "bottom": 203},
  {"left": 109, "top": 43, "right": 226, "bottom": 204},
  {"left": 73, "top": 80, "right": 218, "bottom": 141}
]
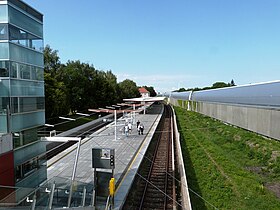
[
  {"left": 0, "top": 61, "right": 9, "bottom": 77},
  {"left": 0, "top": 23, "right": 8, "bottom": 40},
  {"left": 10, "top": 80, "right": 44, "bottom": 96},
  {"left": 0, "top": 5, "right": 8, "bottom": 22},
  {"left": 11, "top": 97, "right": 19, "bottom": 113},
  {"left": 35, "top": 67, "right": 44, "bottom": 81},
  {"left": 10, "top": 62, "right": 18, "bottom": 78},
  {"left": 20, "top": 97, "right": 36, "bottom": 112},
  {"left": 10, "top": 43, "right": 43, "bottom": 67},
  {"left": 37, "top": 97, "right": 45, "bottom": 110},
  {"left": 8, "top": 6, "right": 43, "bottom": 38},
  {"left": 22, "top": 128, "right": 38, "bottom": 145},
  {"left": 19, "top": 63, "right": 31, "bottom": 79},
  {"left": 0, "top": 97, "right": 9, "bottom": 114},
  {"left": 9, "top": 24, "right": 43, "bottom": 52},
  {"left": 11, "top": 111, "right": 45, "bottom": 132},
  {"left": 0, "top": 42, "right": 9, "bottom": 59},
  {"left": 0, "top": 79, "right": 10, "bottom": 97}
]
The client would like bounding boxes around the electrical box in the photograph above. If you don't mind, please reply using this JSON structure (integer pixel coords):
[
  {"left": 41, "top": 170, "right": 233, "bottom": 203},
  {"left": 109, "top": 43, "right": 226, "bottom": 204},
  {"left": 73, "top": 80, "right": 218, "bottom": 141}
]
[{"left": 92, "top": 148, "right": 115, "bottom": 169}]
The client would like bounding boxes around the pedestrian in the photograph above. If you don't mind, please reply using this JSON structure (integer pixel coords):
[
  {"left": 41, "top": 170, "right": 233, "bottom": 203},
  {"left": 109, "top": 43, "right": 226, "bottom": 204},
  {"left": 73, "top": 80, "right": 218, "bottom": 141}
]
[
  {"left": 124, "top": 124, "right": 129, "bottom": 137},
  {"left": 138, "top": 124, "right": 141, "bottom": 135},
  {"left": 139, "top": 124, "right": 144, "bottom": 135},
  {"left": 128, "top": 122, "right": 132, "bottom": 134},
  {"left": 136, "top": 120, "right": 140, "bottom": 129}
]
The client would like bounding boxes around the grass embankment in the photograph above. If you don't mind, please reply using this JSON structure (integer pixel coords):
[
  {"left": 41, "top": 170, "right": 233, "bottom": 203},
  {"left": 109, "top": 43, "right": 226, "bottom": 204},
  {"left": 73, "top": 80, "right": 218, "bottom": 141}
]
[{"left": 175, "top": 107, "right": 280, "bottom": 210}]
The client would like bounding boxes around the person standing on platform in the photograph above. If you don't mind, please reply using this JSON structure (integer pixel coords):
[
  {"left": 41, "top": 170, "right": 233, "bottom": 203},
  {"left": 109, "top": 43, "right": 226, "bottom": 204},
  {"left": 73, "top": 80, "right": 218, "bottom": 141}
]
[
  {"left": 139, "top": 124, "right": 144, "bottom": 135},
  {"left": 124, "top": 124, "right": 129, "bottom": 137},
  {"left": 138, "top": 124, "right": 141, "bottom": 135},
  {"left": 128, "top": 122, "right": 132, "bottom": 134},
  {"left": 136, "top": 120, "right": 140, "bottom": 129}
]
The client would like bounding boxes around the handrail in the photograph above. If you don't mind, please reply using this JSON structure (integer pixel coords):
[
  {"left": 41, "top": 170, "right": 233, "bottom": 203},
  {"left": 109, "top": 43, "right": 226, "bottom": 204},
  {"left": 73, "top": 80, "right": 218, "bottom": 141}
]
[{"left": 105, "top": 195, "right": 111, "bottom": 210}]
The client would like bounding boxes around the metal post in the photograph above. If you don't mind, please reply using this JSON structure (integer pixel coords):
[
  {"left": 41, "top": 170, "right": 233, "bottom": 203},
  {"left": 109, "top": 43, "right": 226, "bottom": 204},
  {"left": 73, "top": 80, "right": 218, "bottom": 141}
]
[
  {"left": 133, "top": 104, "right": 136, "bottom": 124},
  {"left": 67, "top": 138, "right": 82, "bottom": 208},
  {"left": 91, "top": 168, "right": 96, "bottom": 207},
  {"left": 114, "top": 110, "right": 117, "bottom": 141},
  {"left": 6, "top": 105, "right": 11, "bottom": 133},
  {"left": 31, "top": 191, "right": 37, "bottom": 210},
  {"left": 82, "top": 186, "right": 86, "bottom": 207},
  {"left": 48, "top": 183, "right": 56, "bottom": 210},
  {"left": 144, "top": 102, "right": 146, "bottom": 114}
]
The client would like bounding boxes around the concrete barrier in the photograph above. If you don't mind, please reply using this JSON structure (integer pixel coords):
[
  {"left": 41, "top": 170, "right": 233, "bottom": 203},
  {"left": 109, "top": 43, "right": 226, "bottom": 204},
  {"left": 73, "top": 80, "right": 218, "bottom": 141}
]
[{"left": 171, "top": 106, "right": 192, "bottom": 210}]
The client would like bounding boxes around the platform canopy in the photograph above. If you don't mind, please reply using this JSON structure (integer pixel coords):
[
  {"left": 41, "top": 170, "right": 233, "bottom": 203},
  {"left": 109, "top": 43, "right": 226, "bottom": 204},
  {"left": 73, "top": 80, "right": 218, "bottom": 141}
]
[
  {"left": 123, "top": 96, "right": 166, "bottom": 102},
  {"left": 88, "top": 108, "right": 142, "bottom": 113}
]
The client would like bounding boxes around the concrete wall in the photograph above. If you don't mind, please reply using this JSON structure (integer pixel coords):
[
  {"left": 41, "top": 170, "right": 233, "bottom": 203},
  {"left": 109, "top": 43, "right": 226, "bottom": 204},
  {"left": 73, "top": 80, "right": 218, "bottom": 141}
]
[
  {"left": 172, "top": 99, "right": 280, "bottom": 141},
  {"left": 171, "top": 106, "right": 192, "bottom": 210}
]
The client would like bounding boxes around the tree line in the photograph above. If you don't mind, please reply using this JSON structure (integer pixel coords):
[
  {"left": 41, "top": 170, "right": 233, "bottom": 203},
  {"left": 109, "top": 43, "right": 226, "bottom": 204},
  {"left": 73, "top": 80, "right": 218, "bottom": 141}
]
[
  {"left": 44, "top": 45, "right": 156, "bottom": 119},
  {"left": 175, "top": 80, "right": 236, "bottom": 92}
]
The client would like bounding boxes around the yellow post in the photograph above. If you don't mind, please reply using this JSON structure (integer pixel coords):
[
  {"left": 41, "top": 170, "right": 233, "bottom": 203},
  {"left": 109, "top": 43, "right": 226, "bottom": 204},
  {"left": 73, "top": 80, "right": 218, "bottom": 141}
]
[{"left": 109, "top": 178, "right": 115, "bottom": 196}]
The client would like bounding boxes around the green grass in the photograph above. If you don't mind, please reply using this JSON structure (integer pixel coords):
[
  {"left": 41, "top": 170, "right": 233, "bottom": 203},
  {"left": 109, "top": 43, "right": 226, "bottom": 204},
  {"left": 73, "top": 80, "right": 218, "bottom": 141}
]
[{"left": 175, "top": 107, "right": 280, "bottom": 210}]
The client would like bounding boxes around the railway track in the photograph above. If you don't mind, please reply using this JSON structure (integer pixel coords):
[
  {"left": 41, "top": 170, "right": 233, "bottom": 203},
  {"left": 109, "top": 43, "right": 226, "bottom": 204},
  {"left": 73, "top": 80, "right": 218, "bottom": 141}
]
[{"left": 124, "top": 104, "right": 178, "bottom": 209}]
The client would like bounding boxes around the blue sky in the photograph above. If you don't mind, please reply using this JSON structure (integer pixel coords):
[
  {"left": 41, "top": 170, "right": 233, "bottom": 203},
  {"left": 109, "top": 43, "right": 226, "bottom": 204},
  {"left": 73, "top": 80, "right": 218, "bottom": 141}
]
[{"left": 25, "top": 0, "right": 280, "bottom": 93}]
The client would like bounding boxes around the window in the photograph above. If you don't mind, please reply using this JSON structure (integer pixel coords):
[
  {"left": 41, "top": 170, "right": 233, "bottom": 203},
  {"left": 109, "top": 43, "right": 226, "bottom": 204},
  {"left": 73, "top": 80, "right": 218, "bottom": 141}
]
[
  {"left": 10, "top": 61, "right": 43, "bottom": 81},
  {"left": 15, "top": 157, "right": 40, "bottom": 182},
  {"left": 9, "top": 24, "right": 43, "bottom": 52},
  {"left": 37, "top": 97, "right": 45, "bottom": 110},
  {"left": 10, "top": 62, "right": 18, "bottom": 78},
  {"left": 19, "top": 63, "right": 31, "bottom": 79},
  {"left": 22, "top": 128, "right": 38, "bottom": 145},
  {"left": 11, "top": 97, "right": 19, "bottom": 113},
  {"left": 0, "top": 61, "right": 9, "bottom": 77},
  {"left": 0, "top": 97, "right": 9, "bottom": 114},
  {"left": 0, "top": 24, "right": 8, "bottom": 40}
]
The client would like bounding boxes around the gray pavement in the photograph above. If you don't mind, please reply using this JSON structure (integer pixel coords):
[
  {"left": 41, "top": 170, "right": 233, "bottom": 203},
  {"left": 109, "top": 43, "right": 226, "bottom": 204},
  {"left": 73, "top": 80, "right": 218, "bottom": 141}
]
[{"left": 46, "top": 104, "right": 163, "bottom": 208}]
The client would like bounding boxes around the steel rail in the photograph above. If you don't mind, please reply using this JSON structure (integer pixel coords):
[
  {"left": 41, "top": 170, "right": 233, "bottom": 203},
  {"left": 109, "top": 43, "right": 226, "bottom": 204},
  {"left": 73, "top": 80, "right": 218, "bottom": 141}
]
[{"left": 139, "top": 114, "right": 163, "bottom": 209}]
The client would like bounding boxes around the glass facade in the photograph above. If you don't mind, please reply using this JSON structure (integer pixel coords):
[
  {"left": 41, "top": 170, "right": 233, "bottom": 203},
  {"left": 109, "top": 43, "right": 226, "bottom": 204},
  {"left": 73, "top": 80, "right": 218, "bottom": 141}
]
[
  {"left": 0, "top": 1, "right": 44, "bottom": 133},
  {"left": 0, "top": 5, "right": 8, "bottom": 22},
  {"left": 0, "top": 0, "right": 45, "bottom": 188}
]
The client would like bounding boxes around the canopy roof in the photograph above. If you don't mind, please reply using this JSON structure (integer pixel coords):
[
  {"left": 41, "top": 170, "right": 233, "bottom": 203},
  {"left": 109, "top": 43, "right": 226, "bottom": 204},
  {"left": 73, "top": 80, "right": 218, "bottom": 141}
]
[{"left": 123, "top": 96, "right": 166, "bottom": 102}]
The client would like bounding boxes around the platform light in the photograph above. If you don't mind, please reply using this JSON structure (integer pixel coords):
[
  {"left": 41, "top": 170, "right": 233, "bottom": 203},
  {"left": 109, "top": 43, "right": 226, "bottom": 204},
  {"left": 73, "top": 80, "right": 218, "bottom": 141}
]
[
  {"left": 59, "top": 116, "right": 76, "bottom": 121},
  {"left": 45, "top": 123, "right": 54, "bottom": 127},
  {"left": 76, "top": 112, "right": 90, "bottom": 116},
  {"left": 106, "top": 106, "right": 115, "bottom": 109},
  {"left": 112, "top": 105, "right": 121, "bottom": 108}
]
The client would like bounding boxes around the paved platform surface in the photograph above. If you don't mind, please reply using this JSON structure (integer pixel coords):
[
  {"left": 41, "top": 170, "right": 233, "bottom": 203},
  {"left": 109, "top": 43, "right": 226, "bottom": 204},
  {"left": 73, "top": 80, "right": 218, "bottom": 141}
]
[{"left": 46, "top": 104, "right": 163, "bottom": 208}]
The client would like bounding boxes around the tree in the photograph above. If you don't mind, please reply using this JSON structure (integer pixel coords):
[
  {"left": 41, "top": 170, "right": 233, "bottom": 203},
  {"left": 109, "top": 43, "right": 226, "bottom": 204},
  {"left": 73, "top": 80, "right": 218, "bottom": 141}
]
[
  {"left": 230, "top": 79, "right": 236, "bottom": 86},
  {"left": 144, "top": 86, "right": 157, "bottom": 96},
  {"left": 43, "top": 46, "right": 69, "bottom": 118},
  {"left": 211, "top": 82, "right": 230, "bottom": 89},
  {"left": 173, "top": 87, "right": 187, "bottom": 92},
  {"left": 44, "top": 45, "right": 61, "bottom": 76},
  {"left": 44, "top": 72, "right": 69, "bottom": 118},
  {"left": 43, "top": 45, "right": 142, "bottom": 119},
  {"left": 118, "top": 79, "right": 140, "bottom": 100},
  {"left": 56, "top": 60, "right": 98, "bottom": 112}
]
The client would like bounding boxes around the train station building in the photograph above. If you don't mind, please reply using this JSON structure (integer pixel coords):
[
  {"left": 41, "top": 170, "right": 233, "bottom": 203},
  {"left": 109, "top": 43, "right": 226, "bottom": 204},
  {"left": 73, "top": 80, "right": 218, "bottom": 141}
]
[{"left": 0, "top": 0, "right": 46, "bottom": 190}]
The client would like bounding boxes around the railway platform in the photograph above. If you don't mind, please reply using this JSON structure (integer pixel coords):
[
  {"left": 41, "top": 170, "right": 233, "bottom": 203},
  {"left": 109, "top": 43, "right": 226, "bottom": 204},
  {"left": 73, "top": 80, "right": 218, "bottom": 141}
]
[{"left": 46, "top": 103, "right": 163, "bottom": 209}]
